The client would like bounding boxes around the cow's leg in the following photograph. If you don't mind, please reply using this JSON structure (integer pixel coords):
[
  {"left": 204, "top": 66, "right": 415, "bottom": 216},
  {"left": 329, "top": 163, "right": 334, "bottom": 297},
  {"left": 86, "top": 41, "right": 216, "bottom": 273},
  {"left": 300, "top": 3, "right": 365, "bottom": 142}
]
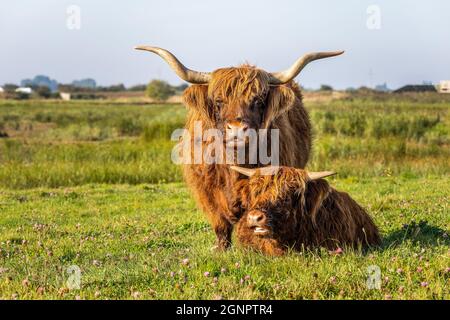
[{"left": 211, "top": 214, "right": 233, "bottom": 251}]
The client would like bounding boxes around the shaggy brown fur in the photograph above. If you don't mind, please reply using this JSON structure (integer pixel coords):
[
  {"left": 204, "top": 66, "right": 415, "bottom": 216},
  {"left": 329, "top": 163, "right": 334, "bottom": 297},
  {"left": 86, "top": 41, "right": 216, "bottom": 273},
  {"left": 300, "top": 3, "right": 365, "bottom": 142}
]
[
  {"left": 182, "top": 66, "right": 312, "bottom": 249},
  {"left": 234, "top": 167, "right": 381, "bottom": 256}
]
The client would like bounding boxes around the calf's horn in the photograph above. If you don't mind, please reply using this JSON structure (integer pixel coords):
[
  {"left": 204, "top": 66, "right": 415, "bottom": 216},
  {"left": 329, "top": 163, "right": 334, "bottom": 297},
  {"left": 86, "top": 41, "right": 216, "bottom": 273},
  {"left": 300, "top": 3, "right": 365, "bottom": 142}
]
[
  {"left": 230, "top": 166, "right": 336, "bottom": 180},
  {"left": 269, "top": 51, "right": 344, "bottom": 85},
  {"left": 134, "top": 46, "right": 211, "bottom": 84},
  {"left": 307, "top": 171, "right": 336, "bottom": 180},
  {"left": 230, "top": 166, "right": 280, "bottom": 177}
]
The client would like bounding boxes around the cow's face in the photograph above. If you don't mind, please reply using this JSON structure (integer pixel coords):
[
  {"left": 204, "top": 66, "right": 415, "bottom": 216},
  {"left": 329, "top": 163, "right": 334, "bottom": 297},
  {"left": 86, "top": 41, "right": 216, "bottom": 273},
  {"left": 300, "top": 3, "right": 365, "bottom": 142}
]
[
  {"left": 183, "top": 67, "right": 297, "bottom": 147},
  {"left": 208, "top": 67, "right": 269, "bottom": 146}
]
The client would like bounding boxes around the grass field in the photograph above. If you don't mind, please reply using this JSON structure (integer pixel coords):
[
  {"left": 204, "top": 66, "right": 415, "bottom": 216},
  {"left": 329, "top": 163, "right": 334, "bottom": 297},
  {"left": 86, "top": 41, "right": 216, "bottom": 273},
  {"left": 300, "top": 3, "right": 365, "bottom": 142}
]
[{"left": 0, "top": 93, "right": 448, "bottom": 299}]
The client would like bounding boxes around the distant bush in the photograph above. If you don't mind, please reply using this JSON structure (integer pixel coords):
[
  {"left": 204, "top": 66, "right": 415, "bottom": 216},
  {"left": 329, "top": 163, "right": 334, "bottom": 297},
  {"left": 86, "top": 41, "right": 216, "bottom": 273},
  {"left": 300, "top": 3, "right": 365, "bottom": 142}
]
[
  {"left": 312, "top": 109, "right": 442, "bottom": 141},
  {"left": 12, "top": 92, "right": 30, "bottom": 100},
  {"left": 353, "top": 87, "right": 377, "bottom": 96},
  {"left": 423, "top": 123, "right": 449, "bottom": 145},
  {"left": 146, "top": 80, "right": 176, "bottom": 102},
  {"left": 335, "top": 113, "right": 366, "bottom": 136},
  {"left": 71, "top": 93, "right": 104, "bottom": 100},
  {"left": 142, "top": 121, "right": 184, "bottom": 141},
  {"left": 319, "top": 84, "right": 333, "bottom": 91},
  {"left": 174, "top": 83, "right": 189, "bottom": 93},
  {"left": 3, "top": 84, "right": 19, "bottom": 92},
  {"left": 36, "top": 86, "right": 52, "bottom": 99},
  {"left": 97, "top": 84, "right": 126, "bottom": 92},
  {"left": 53, "top": 113, "right": 78, "bottom": 126},
  {"left": 0, "top": 121, "right": 7, "bottom": 138},
  {"left": 117, "top": 118, "right": 143, "bottom": 136},
  {"left": 128, "top": 84, "right": 147, "bottom": 91},
  {"left": 33, "top": 112, "right": 53, "bottom": 123}
]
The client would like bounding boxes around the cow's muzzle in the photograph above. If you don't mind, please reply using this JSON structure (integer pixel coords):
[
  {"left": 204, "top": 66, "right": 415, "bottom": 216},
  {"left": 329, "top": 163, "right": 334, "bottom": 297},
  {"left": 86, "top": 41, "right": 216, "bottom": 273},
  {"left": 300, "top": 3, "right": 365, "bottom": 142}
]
[
  {"left": 247, "top": 211, "right": 269, "bottom": 236},
  {"left": 224, "top": 121, "right": 249, "bottom": 148}
]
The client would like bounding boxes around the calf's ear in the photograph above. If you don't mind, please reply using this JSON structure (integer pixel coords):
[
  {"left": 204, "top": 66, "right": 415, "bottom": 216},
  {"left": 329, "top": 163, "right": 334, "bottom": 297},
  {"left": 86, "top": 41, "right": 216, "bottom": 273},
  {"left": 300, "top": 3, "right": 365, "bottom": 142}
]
[
  {"left": 263, "top": 86, "right": 296, "bottom": 128},
  {"left": 182, "top": 85, "right": 213, "bottom": 121},
  {"left": 304, "top": 179, "right": 331, "bottom": 218}
]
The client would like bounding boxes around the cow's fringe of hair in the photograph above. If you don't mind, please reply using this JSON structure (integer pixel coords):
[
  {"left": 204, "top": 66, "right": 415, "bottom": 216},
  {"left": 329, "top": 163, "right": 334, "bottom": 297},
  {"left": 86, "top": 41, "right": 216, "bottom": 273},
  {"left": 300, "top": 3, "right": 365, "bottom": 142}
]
[{"left": 209, "top": 65, "right": 270, "bottom": 104}]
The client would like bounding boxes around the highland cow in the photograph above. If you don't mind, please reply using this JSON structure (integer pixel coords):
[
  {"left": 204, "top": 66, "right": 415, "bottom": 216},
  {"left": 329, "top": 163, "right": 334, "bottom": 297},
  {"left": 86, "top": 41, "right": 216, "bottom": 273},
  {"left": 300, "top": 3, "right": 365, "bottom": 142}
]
[
  {"left": 135, "top": 46, "right": 343, "bottom": 249},
  {"left": 231, "top": 166, "right": 381, "bottom": 256}
]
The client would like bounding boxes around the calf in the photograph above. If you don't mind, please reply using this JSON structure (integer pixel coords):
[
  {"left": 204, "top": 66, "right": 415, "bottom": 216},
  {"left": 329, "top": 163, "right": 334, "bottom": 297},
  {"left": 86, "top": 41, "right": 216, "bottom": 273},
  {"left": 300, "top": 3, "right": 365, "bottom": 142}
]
[{"left": 231, "top": 166, "right": 381, "bottom": 256}]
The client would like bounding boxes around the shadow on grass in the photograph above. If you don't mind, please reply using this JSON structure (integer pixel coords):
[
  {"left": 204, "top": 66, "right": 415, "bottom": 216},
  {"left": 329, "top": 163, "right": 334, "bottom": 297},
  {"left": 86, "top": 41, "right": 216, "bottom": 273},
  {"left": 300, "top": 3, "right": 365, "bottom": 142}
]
[{"left": 383, "top": 220, "right": 449, "bottom": 248}]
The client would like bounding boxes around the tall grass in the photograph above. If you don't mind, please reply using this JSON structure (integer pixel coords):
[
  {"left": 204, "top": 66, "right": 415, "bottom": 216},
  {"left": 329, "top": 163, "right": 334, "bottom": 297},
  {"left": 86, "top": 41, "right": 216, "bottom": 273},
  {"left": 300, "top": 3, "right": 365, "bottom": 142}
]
[{"left": 0, "top": 95, "right": 448, "bottom": 189}]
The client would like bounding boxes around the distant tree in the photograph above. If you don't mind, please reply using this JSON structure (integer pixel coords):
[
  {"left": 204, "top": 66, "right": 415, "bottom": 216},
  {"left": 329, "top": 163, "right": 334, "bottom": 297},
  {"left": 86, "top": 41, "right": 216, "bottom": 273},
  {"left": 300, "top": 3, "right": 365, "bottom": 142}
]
[
  {"left": 3, "top": 84, "right": 19, "bottom": 92},
  {"left": 98, "top": 84, "right": 126, "bottom": 92},
  {"left": 146, "top": 80, "right": 175, "bottom": 102},
  {"left": 21, "top": 75, "right": 58, "bottom": 92},
  {"left": 72, "top": 78, "right": 97, "bottom": 89},
  {"left": 357, "top": 86, "right": 375, "bottom": 94},
  {"left": 128, "top": 84, "right": 147, "bottom": 91},
  {"left": 319, "top": 84, "right": 333, "bottom": 91},
  {"left": 110, "top": 84, "right": 126, "bottom": 92},
  {"left": 13, "top": 92, "right": 29, "bottom": 100},
  {"left": 174, "top": 83, "right": 189, "bottom": 92},
  {"left": 36, "top": 86, "right": 52, "bottom": 98},
  {"left": 58, "top": 84, "right": 75, "bottom": 93}
]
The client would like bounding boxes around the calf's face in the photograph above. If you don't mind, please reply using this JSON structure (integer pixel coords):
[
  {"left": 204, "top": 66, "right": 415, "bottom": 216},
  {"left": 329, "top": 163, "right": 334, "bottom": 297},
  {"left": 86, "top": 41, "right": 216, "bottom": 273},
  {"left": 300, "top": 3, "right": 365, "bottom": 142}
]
[
  {"left": 241, "top": 197, "right": 298, "bottom": 239},
  {"left": 233, "top": 166, "right": 334, "bottom": 255}
]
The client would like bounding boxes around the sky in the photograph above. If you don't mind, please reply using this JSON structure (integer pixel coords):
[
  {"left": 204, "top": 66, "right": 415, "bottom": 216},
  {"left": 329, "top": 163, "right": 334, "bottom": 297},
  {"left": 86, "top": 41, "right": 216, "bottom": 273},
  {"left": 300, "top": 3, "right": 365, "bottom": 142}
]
[{"left": 1, "top": 0, "right": 449, "bottom": 90}]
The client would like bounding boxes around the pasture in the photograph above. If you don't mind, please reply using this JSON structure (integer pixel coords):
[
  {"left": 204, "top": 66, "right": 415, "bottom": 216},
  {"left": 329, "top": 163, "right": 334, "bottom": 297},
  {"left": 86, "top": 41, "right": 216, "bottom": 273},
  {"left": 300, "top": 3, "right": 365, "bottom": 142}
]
[{"left": 0, "top": 93, "right": 448, "bottom": 299}]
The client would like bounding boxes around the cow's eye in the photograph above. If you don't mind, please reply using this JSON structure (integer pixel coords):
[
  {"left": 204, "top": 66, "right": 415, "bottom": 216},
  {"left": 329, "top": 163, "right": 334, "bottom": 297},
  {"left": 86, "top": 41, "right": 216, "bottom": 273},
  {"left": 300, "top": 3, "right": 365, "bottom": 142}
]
[
  {"left": 215, "top": 99, "right": 223, "bottom": 108},
  {"left": 252, "top": 99, "right": 263, "bottom": 110}
]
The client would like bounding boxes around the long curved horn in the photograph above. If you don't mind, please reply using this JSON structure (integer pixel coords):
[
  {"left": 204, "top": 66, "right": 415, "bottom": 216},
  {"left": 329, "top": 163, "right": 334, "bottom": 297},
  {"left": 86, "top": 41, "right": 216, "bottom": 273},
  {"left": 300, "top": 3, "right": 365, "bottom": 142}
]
[
  {"left": 308, "top": 171, "right": 336, "bottom": 180},
  {"left": 134, "top": 46, "right": 211, "bottom": 84},
  {"left": 269, "top": 51, "right": 344, "bottom": 85}
]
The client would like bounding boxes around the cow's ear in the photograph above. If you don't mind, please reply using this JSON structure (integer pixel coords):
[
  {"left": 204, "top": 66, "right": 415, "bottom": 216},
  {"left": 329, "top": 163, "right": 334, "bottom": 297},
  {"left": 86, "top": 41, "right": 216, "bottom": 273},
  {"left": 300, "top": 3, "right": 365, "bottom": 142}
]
[
  {"left": 182, "top": 85, "right": 213, "bottom": 120},
  {"left": 263, "top": 86, "right": 296, "bottom": 128},
  {"left": 304, "top": 179, "right": 331, "bottom": 219}
]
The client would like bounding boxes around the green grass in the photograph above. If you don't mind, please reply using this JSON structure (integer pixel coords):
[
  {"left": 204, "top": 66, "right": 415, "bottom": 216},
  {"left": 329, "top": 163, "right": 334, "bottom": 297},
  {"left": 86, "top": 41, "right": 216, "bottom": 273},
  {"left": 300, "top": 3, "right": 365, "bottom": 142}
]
[
  {"left": 0, "top": 179, "right": 448, "bottom": 300},
  {"left": 0, "top": 97, "right": 448, "bottom": 189},
  {"left": 0, "top": 94, "right": 448, "bottom": 299}
]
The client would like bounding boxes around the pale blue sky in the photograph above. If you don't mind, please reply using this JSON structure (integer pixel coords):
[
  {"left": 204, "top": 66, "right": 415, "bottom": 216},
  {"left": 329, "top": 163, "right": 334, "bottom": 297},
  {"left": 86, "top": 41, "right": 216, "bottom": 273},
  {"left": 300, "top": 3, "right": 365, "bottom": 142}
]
[{"left": 1, "top": 0, "right": 449, "bottom": 89}]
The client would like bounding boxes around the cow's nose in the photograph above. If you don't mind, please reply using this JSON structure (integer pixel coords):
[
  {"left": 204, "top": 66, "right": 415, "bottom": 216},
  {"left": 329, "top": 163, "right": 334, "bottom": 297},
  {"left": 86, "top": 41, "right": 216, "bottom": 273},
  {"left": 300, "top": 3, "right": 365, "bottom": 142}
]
[
  {"left": 247, "top": 211, "right": 265, "bottom": 227},
  {"left": 226, "top": 121, "right": 248, "bottom": 132}
]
